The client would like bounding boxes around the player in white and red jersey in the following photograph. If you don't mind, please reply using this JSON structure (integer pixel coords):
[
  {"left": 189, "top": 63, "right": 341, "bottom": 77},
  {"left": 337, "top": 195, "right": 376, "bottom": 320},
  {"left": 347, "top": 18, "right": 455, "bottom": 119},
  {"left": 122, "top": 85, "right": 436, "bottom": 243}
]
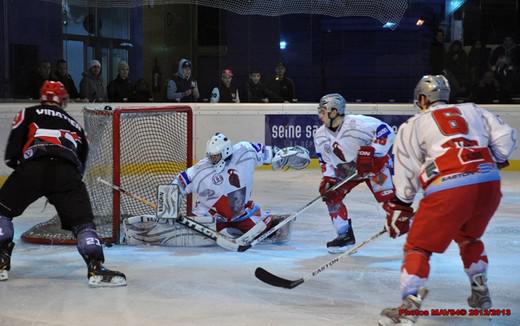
[
  {"left": 378, "top": 75, "right": 517, "bottom": 326},
  {"left": 172, "top": 132, "right": 310, "bottom": 243},
  {"left": 314, "top": 93, "right": 396, "bottom": 253}
]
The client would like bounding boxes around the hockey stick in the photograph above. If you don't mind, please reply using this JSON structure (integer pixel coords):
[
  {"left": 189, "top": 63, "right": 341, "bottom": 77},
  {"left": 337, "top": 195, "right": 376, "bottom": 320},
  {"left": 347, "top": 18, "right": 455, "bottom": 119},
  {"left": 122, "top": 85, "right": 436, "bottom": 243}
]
[
  {"left": 237, "top": 172, "right": 358, "bottom": 252},
  {"left": 255, "top": 228, "right": 386, "bottom": 289},
  {"left": 96, "top": 177, "right": 240, "bottom": 251}
]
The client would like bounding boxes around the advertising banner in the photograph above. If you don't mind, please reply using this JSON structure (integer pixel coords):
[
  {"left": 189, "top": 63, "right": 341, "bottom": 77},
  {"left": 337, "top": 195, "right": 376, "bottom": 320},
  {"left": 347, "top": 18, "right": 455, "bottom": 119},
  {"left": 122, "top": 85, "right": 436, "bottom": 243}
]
[{"left": 265, "top": 114, "right": 411, "bottom": 157}]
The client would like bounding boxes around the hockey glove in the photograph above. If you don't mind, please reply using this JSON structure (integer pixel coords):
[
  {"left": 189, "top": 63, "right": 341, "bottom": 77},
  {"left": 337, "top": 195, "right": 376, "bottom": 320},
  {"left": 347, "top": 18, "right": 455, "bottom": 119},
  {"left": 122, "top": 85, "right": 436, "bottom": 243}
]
[
  {"left": 497, "top": 160, "right": 510, "bottom": 170},
  {"left": 319, "top": 177, "right": 344, "bottom": 202},
  {"left": 383, "top": 200, "right": 414, "bottom": 238},
  {"left": 356, "top": 146, "right": 376, "bottom": 175},
  {"left": 272, "top": 146, "right": 311, "bottom": 171}
]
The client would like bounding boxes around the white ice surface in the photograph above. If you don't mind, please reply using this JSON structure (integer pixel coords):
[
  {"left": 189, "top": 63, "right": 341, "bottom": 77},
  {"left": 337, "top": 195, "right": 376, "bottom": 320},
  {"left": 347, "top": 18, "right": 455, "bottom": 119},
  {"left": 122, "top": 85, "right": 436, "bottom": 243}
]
[{"left": 1, "top": 170, "right": 519, "bottom": 326}]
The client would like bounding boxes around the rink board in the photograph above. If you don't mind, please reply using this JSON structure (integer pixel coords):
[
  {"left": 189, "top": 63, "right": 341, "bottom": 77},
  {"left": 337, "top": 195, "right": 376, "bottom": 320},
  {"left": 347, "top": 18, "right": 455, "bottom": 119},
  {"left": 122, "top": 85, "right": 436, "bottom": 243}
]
[{"left": 1, "top": 102, "right": 519, "bottom": 186}]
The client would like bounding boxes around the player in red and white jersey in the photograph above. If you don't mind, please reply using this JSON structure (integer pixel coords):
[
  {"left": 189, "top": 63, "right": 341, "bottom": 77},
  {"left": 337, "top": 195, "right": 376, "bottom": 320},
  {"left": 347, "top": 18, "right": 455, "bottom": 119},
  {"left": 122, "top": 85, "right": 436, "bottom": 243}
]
[
  {"left": 379, "top": 75, "right": 517, "bottom": 326},
  {"left": 314, "top": 93, "right": 396, "bottom": 253},
  {"left": 172, "top": 132, "right": 310, "bottom": 242}
]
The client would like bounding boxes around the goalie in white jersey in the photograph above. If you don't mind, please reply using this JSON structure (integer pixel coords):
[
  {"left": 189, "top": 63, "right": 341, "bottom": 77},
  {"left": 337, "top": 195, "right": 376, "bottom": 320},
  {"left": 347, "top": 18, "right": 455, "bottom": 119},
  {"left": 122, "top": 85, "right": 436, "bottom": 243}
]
[
  {"left": 172, "top": 132, "right": 310, "bottom": 243},
  {"left": 378, "top": 75, "right": 517, "bottom": 326},
  {"left": 314, "top": 93, "right": 396, "bottom": 253}
]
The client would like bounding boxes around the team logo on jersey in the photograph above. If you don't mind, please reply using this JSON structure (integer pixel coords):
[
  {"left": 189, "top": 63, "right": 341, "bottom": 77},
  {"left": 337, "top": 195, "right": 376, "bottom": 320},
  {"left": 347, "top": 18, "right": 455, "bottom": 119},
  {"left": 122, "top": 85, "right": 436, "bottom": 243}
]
[
  {"left": 227, "top": 169, "right": 241, "bottom": 188},
  {"left": 212, "top": 173, "right": 224, "bottom": 185},
  {"left": 375, "top": 125, "right": 391, "bottom": 139},
  {"left": 23, "top": 148, "right": 34, "bottom": 159},
  {"left": 324, "top": 144, "right": 332, "bottom": 154},
  {"left": 12, "top": 109, "right": 25, "bottom": 129},
  {"left": 332, "top": 142, "right": 346, "bottom": 162}
]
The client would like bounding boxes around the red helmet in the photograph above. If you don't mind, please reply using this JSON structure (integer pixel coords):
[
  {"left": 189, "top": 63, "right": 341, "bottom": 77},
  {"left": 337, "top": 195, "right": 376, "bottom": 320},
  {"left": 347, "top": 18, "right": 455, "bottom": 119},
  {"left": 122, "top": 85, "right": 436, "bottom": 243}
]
[{"left": 40, "top": 81, "right": 69, "bottom": 106}]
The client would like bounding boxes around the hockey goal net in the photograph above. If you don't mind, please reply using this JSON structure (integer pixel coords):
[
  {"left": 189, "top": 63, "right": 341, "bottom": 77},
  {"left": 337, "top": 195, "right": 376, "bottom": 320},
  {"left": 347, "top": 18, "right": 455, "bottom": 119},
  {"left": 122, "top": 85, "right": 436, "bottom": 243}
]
[{"left": 21, "top": 106, "right": 193, "bottom": 245}]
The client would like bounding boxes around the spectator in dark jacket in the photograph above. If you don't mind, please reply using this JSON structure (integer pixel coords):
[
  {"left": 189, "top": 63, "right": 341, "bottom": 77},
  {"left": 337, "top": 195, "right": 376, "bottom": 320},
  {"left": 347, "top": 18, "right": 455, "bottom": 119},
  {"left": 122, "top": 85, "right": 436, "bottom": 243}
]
[
  {"left": 445, "top": 40, "right": 469, "bottom": 98},
  {"left": 267, "top": 62, "right": 296, "bottom": 103},
  {"left": 241, "top": 69, "right": 276, "bottom": 103},
  {"left": 132, "top": 78, "right": 154, "bottom": 102},
  {"left": 468, "top": 41, "right": 491, "bottom": 87},
  {"left": 28, "top": 61, "right": 51, "bottom": 99},
  {"left": 51, "top": 59, "right": 79, "bottom": 100},
  {"left": 429, "top": 29, "right": 446, "bottom": 75},
  {"left": 470, "top": 70, "right": 504, "bottom": 104},
  {"left": 80, "top": 60, "right": 106, "bottom": 102},
  {"left": 107, "top": 61, "right": 133, "bottom": 102},
  {"left": 166, "top": 58, "right": 200, "bottom": 102},
  {"left": 210, "top": 69, "right": 239, "bottom": 103}
]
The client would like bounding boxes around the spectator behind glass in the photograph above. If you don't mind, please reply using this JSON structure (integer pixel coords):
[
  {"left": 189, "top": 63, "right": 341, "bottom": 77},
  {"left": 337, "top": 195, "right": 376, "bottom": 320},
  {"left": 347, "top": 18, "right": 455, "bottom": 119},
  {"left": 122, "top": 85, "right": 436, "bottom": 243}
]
[
  {"left": 490, "top": 36, "right": 520, "bottom": 98},
  {"left": 429, "top": 29, "right": 446, "bottom": 75},
  {"left": 107, "top": 61, "right": 133, "bottom": 102},
  {"left": 51, "top": 59, "right": 79, "bottom": 100},
  {"left": 29, "top": 61, "right": 51, "bottom": 99},
  {"left": 468, "top": 40, "right": 491, "bottom": 87},
  {"left": 470, "top": 70, "right": 504, "bottom": 104},
  {"left": 445, "top": 40, "right": 469, "bottom": 99},
  {"left": 241, "top": 69, "right": 276, "bottom": 103},
  {"left": 210, "top": 69, "right": 239, "bottom": 103},
  {"left": 166, "top": 58, "right": 200, "bottom": 102},
  {"left": 132, "top": 78, "right": 154, "bottom": 102},
  {"left": 80, "top": 60, "right": 106, "bottom": 102},
  {"left": 267, "top": 62, "right": 296, "bottom": 103}
]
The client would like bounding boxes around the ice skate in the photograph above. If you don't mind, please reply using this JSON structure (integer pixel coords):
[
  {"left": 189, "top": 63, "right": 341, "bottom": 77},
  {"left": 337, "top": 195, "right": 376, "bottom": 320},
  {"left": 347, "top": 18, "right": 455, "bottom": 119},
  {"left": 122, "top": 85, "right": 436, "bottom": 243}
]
[
  {"left": 378, "top": 287, "right": 428, "bottom": 326},
  {"left": 468, "top": 273, "right": 492, "bottom": 309},
  {"left": 0, "top": 242, "right": 15, "bottom": 281},
  {"left": 326, "top": 221, "right": 355, "bottom": 253},
  {"left": 88, "top": 261, "right": 127, "bottom": 287}
]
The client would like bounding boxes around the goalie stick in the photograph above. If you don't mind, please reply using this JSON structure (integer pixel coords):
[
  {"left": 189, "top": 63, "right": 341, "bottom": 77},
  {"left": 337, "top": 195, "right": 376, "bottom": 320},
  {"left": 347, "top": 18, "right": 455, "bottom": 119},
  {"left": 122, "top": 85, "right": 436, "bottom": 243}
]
[
  {"left": 96, "top": 177, "right": 240, "bottom": 251},
  {"left": 237, "top": 172, "right": 358, "bottom": 252},
  {"left": 255, "top": 228, "right": 386, "bottom": 289}
]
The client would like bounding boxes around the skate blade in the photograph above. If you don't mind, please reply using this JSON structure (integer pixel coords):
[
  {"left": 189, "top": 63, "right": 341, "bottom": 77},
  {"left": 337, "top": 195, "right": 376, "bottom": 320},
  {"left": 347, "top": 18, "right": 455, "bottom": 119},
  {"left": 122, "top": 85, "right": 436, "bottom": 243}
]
[
  {"left": 327, "top": 244, "right": 354, "bottom": 254},
  {"left": 378, "top": 316, "right": 415, "bottom": 326},
  {"left": 88, "top": 275, "right": 127, "bottom": 288},
  {"left": 0, "top": 270, "right": 8, "bottom": 281}
]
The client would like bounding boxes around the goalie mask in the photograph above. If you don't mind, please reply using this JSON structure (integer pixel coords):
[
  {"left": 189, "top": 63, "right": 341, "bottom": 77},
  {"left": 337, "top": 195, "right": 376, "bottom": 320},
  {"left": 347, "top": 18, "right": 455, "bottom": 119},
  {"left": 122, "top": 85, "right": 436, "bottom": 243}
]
[
  {"left": 318, "top": 93, "right": 346, "bottom": 129},
  {"left": 414, "top": 75, "right": 450, "bottom": 108},
  {"left": 206, "top": 132, "right": 233, "bottom": 173}
]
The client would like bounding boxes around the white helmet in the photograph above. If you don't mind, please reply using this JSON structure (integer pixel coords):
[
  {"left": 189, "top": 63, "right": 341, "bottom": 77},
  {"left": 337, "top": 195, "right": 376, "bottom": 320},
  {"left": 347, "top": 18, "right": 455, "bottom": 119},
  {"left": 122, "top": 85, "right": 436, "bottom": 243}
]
[
  {"left": 206, "top": 132, "right": 232, "bottom": 173},
  {"left": 318, "top": 93, "right": 346, "bottom": 116},
  {"left": 414, "top": 75, "right": 450, "bottom": 107}
]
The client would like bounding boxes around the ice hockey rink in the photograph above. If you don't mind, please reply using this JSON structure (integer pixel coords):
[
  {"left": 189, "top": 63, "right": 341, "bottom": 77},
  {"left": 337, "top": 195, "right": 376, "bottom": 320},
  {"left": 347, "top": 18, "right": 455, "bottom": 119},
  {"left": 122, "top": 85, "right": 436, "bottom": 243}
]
[{"left": 0, "top": 169, "right": 519, "bottom": 326}]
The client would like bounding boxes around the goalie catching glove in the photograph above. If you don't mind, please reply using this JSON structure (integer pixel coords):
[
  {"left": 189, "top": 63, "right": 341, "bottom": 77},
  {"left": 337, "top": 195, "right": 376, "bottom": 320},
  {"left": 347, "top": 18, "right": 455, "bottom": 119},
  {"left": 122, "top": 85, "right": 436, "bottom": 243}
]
[
  {"left": 383, "top": 199, "right": 414, "bottom": 238},
  {"left": 271, "top": 146, "right": 311, "bottom": 171}
]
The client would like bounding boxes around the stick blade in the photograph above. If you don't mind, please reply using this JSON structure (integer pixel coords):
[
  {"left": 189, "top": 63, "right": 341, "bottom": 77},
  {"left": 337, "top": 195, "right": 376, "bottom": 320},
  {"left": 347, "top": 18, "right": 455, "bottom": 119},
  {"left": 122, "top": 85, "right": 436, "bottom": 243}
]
[{"left": 255, "top": 267, "right": 304, "bottom": 289}]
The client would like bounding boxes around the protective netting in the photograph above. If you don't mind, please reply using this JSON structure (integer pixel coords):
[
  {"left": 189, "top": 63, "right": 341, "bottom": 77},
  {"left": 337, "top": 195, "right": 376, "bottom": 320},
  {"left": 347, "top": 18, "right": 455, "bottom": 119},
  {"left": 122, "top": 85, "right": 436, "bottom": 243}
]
[
  {"left": 48, "top": 0, "right": 408, "bottom": 25},
  {"left": 21, "top": 106, "right": 192, "bottom": 245}
]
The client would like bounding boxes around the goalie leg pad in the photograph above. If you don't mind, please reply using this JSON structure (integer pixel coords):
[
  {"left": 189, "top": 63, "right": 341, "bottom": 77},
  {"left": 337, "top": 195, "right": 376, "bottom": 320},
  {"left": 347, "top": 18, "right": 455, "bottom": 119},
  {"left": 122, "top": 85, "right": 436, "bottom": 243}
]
[
  {"left": 264, "top": 214, "right": 293, "bottom": 244},
  {"left": 123, "top": 215, "right": 216, "bottom": 247}
]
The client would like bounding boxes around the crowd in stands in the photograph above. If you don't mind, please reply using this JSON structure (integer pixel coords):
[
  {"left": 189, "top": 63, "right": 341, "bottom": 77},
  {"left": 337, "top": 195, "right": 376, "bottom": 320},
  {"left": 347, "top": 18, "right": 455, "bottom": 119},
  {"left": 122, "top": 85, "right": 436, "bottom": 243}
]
[
  {"left": 18, "top": 34, "right": 520, "bottom": 105},
  {"left": 430, "top": 31, "right": 520, "bottom": 103},
  {"left": 23, "top": 57, "right": 297, "bottom": 104}
]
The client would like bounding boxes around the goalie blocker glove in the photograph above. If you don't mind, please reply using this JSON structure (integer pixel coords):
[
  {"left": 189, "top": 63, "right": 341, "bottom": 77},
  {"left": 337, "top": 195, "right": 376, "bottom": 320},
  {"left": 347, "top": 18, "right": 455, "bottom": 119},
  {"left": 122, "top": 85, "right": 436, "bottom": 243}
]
[
  {"left": 271, "top": 146, "right": 311, "bottom": 171},
  {"left": 383, "top": 199, "right": 414, "bottom": 238}
]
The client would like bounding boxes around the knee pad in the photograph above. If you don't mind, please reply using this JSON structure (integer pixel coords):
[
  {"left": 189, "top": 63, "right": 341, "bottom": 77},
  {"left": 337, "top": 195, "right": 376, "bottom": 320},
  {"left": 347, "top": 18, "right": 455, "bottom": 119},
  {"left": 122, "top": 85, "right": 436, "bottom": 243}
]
[
  {"left": 0, "top": 215, "right": 14, "bottom": 244},
  {"left": 73, "top": 223, "right": 104, "bottom": 264}
]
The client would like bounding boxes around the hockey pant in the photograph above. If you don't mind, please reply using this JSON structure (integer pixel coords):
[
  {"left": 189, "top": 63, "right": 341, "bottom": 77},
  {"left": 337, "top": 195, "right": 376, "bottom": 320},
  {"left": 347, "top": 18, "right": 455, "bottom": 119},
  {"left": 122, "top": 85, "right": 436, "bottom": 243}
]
[
  {"left": 0, "top": 157, "right": 95, "bottom": 230},
  {"left": 214, "top": 202, "right": 272, "bottom": 235},
  {"left": 400, "top": 181, "right": 501, "bottom": 298},
  {"left": 323, "top": 166, "right": 395, "bottom": 235}
]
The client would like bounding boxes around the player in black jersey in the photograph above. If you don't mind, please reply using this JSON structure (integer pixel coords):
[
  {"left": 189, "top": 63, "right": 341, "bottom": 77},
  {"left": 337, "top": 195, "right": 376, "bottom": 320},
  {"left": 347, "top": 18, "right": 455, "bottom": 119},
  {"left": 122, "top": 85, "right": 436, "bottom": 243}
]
[{"left": 0, "top": 81, "right": 126, "bottom": 287}]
